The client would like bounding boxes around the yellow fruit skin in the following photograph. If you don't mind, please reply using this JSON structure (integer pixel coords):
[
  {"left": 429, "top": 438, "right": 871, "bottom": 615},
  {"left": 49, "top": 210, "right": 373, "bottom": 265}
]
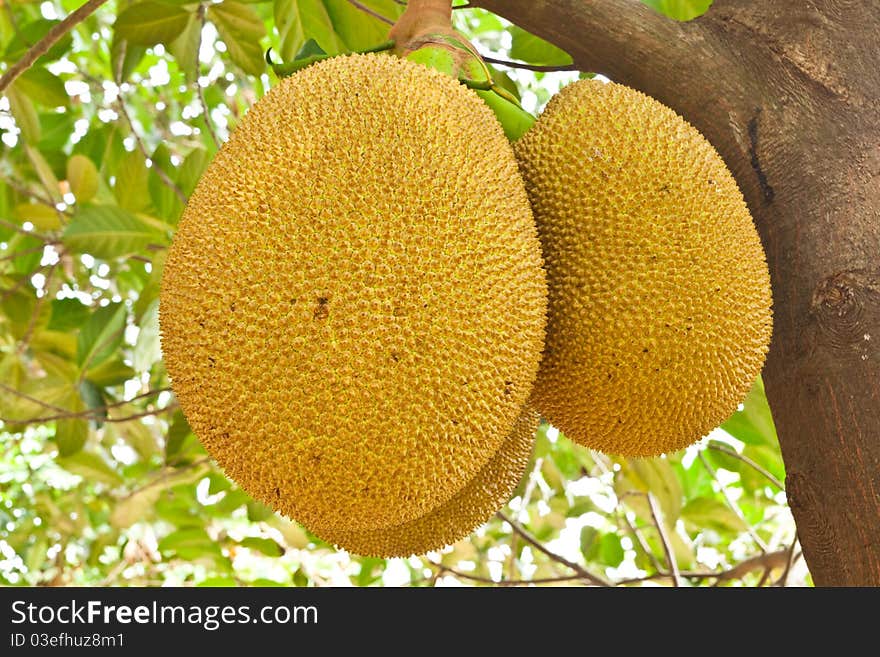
[
  {"left": 159, "top": 54, "right": 547, "bottom": 533},
  {"left": 320, "top": 407, "right": 539, "bottom": 557},
  {"left": 515, "top": 80, "right": 772, "bottom": 457}
]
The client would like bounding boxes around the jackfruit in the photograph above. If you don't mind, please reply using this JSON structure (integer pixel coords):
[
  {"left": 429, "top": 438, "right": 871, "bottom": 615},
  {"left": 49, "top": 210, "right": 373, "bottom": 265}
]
[
  {"left": 159, "top": 53, "right": 547, "bottom": 533},
  {"left": 515, "top": 80, "right": 772, "bottom": 457},
  {"left": 319, "top": 407, "right": 539, "bottom": 557}
]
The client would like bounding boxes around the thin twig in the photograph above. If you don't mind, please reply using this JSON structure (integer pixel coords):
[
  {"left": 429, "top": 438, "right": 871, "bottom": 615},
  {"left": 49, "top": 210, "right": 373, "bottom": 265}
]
[
  {"left": 481, "top": 54, "right": 579, "bottom": 72},
  {"left": 646, "top": 492, "right": 681, "bottom": 586},
  {"left": 431, "top": 562, "right": 585, "bottom": 586},
  {"left": 0, "top": 244, "right": 54, "bottom": 263},
  {"left": 0, "top": 0, "right": 110, "bottom": 93},
  {"left": 496, "top": 511, "right": 611, "bottom": 587},
  {"left": 346, "top": 0, "right": 394, "bottom": 25},
  {"left": 1, "top": 389, "right": 173, "bottom": 425},
  {"left": 699, "top": 451, "right": 768, "bottom": 552},
  {"left": 0, "top": 381, "right": 70, "bottom": 414},
  {"left": 115, "top": 99, "right": 188, "bottom": 206},
  {"left": 0, "top": 218, "right": 55, "bottom": 242},
  {"left": 17, "top": 263, "right": 57, "bottom": 353},
  {"left": 621, "top": 512, "right": 664, "bottom": 573},
  {"left": 4, "top": 177, "right": 65, "bottom": 211},
  {"left": 707, "top": 443, "right": 784, "bottom": 490},
  {"left": 195, "top": 5, "right": 221, "bottom": 150}
]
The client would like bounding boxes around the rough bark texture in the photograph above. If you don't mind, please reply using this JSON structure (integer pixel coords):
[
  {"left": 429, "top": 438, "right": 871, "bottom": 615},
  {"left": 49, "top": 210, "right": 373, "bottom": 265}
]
[{"left": 473, "top": 0, "right": 880, "bottom": 586}]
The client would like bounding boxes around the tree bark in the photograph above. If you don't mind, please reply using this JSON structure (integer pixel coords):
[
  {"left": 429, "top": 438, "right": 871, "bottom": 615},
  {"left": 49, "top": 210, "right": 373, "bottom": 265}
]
[{"left": 474, "top": 0, "right": 880, "bottom": 586}]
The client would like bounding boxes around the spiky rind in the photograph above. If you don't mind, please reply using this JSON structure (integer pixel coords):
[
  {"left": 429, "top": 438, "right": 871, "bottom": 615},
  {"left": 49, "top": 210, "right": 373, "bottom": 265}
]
[
  {"left": 516, "top": 80, "right": 772, "bottom": 457},
  {"left": 160, "top": 54, "right": 547, "bottom": 531}
]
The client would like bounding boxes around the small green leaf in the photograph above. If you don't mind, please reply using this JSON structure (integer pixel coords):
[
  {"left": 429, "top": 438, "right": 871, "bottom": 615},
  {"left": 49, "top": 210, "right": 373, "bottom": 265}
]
[
  {"left": 114, "top": 149, "right": 152, "bottom": 213},
  {"left": 110, "top": 36, "right": 147, "bottom": 83},
  {"left": 239, "top": 537, "right": 284, "bottom": 557},
  {"left": 246, "top": 500, "right": 274, "bottom": 522},
  {"left": 166, "top": 409, "right": 196, "bottom": 459},
  {"left": 84, "top": 358, "right": 137, "bottom": 387},
  {"left": 56, "top": 450, "right": 123, "bottom": 486},
  {"left": 168, "top": 13, "right": 200, "bottom": 81},
  {"left": 67, "top": 154, "right": 99, "bottom": 204},
  {"left": 681, "top": 497, "right": 747, "bottom": 533},
  {"left": 56, "top": 417, "right": 88, "bottom": 456},
  {"left": 580, "top": 526, "right": 599, "bottom": 555},
  {"left": 274, "top": 0, "right": 344, "bottom": 61},
  {"left": 115, "top": 2, "right": 192, "bottom": 46},
  {"left": 25, "top": 145, "right": 61, "bottom": 202},
  {"left": 209, "top": 1, "right": 267, "bottom": 76},
  {"left": 133, "top": 299, "right": 161, "bottom": 371},
  {"left": 48, "top": 298, "right": 91, "bottom": 332},
  {"left": 158, "top": 527, "right": 223, "bottom": 560},
  {"left": 77, "top": 303, "right": 127, "bottom": 370},
  {"left": 7, "top": 86, "right": 41, "bottom": 144},
  {"left": 721, "top": 376, "right": 778, "bottom": 446},
  {"left": 640, "top": 0, "right": 713, "bottom": 21},
  {"left": 63, "top": 204, "right": 165, "bottom": 260},
  {"left": 15, "top": 67, "right": 68, "bottom": 107},
  {"left": 14, "top": 202, "right": 61, "bottom": 231},
  {"left": 509, "top": 25, "right": 573, "bottom": 66}
]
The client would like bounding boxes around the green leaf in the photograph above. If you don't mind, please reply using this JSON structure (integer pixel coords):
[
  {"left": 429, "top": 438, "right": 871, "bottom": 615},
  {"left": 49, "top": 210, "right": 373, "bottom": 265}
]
[
  {"left": 110, "top": 36, "right": 147, "bottom": 83},
  {"left": 158, "top": 527, "right": 223, "bottom": 560},
  {"left": 7, "top": 85, "right": 41, "bottom": 144},
  {"left": 274, "top": 0, "right": 344, "bottom": 61},
  {"left": 681, "top": 497, "right": 747, "bottom": 533},
  {"left": 509, "top": 25, "right": 573, "bottom": 66},
  {"left": 167, "top": 13, "right": 201, "bottom": 81},
  {"left": 14, "top": 67, "right": 68, "bottom": 108},
  {"left": 588, "top": 533, "right": 624, "bottom": 567},
  {"left": 25, "top": 145, "right": 61, "bottom": 202},
  {"left": 166, "top": 409, "right": 196, "bottom": 459},
  {"left": 56, "top": 383, "right": 88, "bottom": 455},
  {"left": 246, "top": 500, "right": 274, "bottom": 522},
  {"left": 580, "top": 526, "right": 599, "bottom": 555},
  {"left": 114, "top": 149, "right": 152, "bottom": 213},
  {"left": 176, "top": 149, "right": 210, "bottom": 197},
  {"left": 77, "top": 303, "right": 126, "bottom": 370},
  {"left": 640, "top": 0, "right": 713, "bottom": 21},
  {"left": 720, "top": 376, "right": 778, "bottom": 446},
  {"left": 14, "top": 202, "right": 61, "bottom": 231},
  {"left": 209, "top": 1, "right": 267, "bottom": 76},
  {"left": 133, "top": 299, "right": 161, "bottom": 371},
  {"left": 63, "top": 204, "right": 165, "bottom": 260},
  {"left": 148, "top": 144, "right": 183, "bottom": 221},
  {"left": 48, "top": 298, "right": 90, "bottom": 332},
  {"left": 67, "top": 154, "right": 99, "bottom": 204},
  {"left": 323, "top": 0, "right": 401, "bottom": 51},
  {"left": 84, "top": 358, "right": 137, "bottom": 387},
  {"left": 239, "top": 536, "right": 284, "bottom": 556},
  {"left": 115, "top": 2, "right": 192, "bottom": 46},
  {"left": 56, "top": 450, "right": 123, "bottom": 486}
]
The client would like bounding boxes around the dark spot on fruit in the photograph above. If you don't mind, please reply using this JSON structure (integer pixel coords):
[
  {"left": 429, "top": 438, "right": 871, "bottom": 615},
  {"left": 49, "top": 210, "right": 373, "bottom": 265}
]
[{"left": 313, "top": 296, "right": 329, "bottom": 320}]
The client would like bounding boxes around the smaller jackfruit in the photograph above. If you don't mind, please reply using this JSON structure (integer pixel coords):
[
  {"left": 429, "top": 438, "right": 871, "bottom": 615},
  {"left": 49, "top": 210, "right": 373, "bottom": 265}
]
[
  {"left": 516, "top": 80, "right": 773, "bottom": 457},
  {"left": 317, "top": 407, "right": 539, "bottom": 557}
]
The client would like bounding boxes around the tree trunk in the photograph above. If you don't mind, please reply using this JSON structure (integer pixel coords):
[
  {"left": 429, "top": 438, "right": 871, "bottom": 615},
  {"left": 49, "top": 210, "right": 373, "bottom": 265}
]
[{"left": 474, "top": 0, "right": 880, "bottom": 586}]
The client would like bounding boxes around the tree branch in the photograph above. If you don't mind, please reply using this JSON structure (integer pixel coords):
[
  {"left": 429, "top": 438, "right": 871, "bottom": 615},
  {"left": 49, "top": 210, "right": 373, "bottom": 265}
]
[
  {"left": 0, "top": 0, "right": 110, "bottom": 94},
  {"left": 496, "top": 511, "right": 611, "bottom": 587}
]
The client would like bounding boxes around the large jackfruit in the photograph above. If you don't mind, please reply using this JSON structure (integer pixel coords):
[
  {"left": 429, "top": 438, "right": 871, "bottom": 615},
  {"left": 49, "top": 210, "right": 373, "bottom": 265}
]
[
  {"left": 516, "top": 80, "right": 772, "bottom": 457},
  {"left": 160, "top": 54, "right": 547, "bottom": 533}
]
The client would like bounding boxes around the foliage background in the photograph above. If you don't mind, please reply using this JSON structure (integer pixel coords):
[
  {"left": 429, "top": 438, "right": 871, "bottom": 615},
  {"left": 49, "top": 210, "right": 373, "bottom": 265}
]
[{"left": 0, "top": 0, "right": 807, "bottom": 586}]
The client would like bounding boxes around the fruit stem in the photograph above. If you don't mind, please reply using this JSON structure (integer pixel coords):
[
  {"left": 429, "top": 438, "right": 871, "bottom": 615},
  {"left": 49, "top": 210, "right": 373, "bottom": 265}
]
[{"left": 389, "top": 0, "right": 455, "bottom": 50}]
